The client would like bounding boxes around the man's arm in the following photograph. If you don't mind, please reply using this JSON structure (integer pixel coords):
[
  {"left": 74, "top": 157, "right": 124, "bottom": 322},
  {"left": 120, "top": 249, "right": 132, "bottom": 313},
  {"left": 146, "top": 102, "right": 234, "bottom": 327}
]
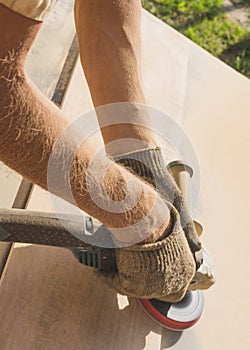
[{"left": 74, "top": 0, "right": 157, "bottom": 156}]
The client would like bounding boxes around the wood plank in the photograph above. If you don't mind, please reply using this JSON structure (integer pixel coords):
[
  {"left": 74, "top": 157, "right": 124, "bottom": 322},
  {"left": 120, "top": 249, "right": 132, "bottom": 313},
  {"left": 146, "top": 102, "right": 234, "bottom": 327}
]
[
  {"left": 141, "top": 11, "right": 189, "bottom": 123},
  {"left": 0, "top": 245, "right": 162, "bottom": 350},
  {"left": 0, "top": 164, "right": 22, "bottom": 209},
  {"left": 0, "top": 163, "right": 20, "bottom": 274},
  {"left": 169, "top": 43, "right": 250, "bottom": 350},
  {"left": 26, "top": 0, "right": 76, "bottom": 99}
]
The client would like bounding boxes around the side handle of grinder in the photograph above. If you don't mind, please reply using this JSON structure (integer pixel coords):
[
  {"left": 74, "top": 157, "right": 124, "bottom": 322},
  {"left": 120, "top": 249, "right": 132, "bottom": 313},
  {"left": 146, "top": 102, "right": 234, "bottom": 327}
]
[
  {"left": 167, "top": 160, "right": 215, "bottom": 290},
  {"left": 167, "top": 160, "right": 203, "bottom": 268}
]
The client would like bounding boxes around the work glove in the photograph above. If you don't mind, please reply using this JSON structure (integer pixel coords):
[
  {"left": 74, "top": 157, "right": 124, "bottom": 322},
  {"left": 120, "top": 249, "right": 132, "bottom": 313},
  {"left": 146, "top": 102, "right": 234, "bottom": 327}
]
[
  {"left": 114, "top": 147, "right": 215, "bottom": 291},
  {"left": 113, "top": 147, "right": 202, "bottom": 263},
  {"left": 97, "top": 202, "right": 196, "bottom": 302}
]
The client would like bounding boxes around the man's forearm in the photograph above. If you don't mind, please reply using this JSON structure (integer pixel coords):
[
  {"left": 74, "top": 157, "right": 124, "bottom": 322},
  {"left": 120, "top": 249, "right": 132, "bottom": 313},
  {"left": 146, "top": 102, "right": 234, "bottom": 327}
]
[
  {"left": 74, "top": 0, "right": 157, "bottom": 155},
  {"left": 75, "top": 0, "right": 144, "bottom": 106}
]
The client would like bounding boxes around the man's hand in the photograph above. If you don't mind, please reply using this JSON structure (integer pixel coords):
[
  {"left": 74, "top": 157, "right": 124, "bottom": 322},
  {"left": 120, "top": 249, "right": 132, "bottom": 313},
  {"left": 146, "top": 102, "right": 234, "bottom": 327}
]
[
  {"left": 114, "top": 147, "right": 202, "bottom": 259},
  {"left": 114, "top": 147, "right": 216, "bottom": 292},
  {"left": 97, "top": 203, "right": 196, "bottom": 302}
]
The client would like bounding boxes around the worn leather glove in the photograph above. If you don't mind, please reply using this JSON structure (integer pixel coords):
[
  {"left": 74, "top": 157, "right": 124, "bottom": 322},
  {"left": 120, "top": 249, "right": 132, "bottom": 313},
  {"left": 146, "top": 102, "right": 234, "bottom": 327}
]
[{"left": 97, "top": 203, "right": 196, "bottom": 301}]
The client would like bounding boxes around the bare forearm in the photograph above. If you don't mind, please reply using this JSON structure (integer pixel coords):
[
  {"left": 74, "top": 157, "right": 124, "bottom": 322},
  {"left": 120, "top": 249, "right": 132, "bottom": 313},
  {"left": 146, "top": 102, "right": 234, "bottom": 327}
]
[
  {"left": 75, "top": 0, "right": 144, "bottom": 105},
  {"left": 74, "top": 0, "right": 157, "bottom": 154}
]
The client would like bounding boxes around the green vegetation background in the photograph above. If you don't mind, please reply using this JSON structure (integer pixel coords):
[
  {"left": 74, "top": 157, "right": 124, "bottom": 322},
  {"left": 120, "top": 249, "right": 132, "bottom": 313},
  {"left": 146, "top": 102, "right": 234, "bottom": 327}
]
[{"left": 142, "top": 0, "right": 250, "bottom": 78}]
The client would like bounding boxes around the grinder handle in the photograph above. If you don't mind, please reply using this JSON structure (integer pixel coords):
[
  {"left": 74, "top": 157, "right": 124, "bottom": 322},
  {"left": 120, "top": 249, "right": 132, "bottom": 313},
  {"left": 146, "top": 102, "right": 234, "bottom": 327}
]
[
  {"left": 167, "top": 161, "right": 203, "bottom": 268},
  {"left": 167, "top": 160, "right": 193, "bottom": 200},
  {"left": 167, "top": 160, "right": 203, "bottom": 237}
]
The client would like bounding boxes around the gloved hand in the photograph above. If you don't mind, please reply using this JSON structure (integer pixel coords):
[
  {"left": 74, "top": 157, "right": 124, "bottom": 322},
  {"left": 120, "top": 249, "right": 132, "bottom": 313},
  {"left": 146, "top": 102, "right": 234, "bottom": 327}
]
[
  {"left": 97, "top": 203, "right": 196, "bottom": 302},
  {"left": 114, "top": 147, "right": 202, "bottom": 263},
  {"left": 114, "top": 147, "right": 215, "bottom": 291}
]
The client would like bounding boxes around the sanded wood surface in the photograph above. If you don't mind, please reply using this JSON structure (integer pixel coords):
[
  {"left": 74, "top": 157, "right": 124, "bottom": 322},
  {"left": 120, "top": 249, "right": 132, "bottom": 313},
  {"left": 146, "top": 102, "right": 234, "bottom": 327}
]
[
  {"left": 0, "top": 244, "right": 163, "bottom": 350},
  {"left": 0, "top": 2, "right": 250, "bottom": 350}
]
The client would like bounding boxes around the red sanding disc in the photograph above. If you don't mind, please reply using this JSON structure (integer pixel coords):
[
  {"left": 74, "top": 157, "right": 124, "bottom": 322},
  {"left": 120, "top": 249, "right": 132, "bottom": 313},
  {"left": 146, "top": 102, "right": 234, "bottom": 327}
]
[{"left": 139, "top": 291, "right": 204, "bottom": 331}]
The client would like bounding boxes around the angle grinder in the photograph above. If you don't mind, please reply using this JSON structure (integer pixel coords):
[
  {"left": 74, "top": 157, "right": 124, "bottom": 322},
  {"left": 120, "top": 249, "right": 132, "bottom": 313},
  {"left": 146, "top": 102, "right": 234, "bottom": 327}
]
[{"left": 0, "top": 161, "right": 215, "bottom": 331}]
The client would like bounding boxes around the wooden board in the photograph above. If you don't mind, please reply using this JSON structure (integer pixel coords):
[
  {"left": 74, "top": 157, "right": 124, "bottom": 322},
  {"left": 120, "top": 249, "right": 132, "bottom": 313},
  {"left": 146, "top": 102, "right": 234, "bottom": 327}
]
[
  {"left": 0, "top": 164, "right": 22, "bottom": 209},
  {"left": 0, "top": 3, "right": 250, "bottom": 350},
  {"left": 26, "top": 0, "right": 77, "bottom": 99},
  {"left": 0, "top": 245, "right": 163, "bottom": 350}
]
